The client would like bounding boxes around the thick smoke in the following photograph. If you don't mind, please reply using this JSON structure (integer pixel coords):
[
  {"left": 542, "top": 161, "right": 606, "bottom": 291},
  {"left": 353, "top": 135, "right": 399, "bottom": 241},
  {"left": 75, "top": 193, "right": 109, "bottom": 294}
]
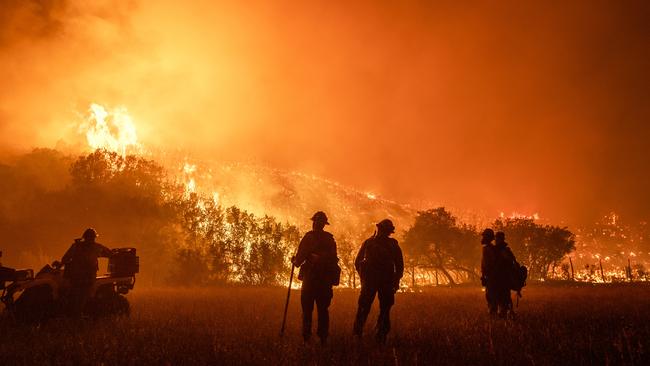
[{"left": 1, "top": 0, "right": 650, "bottom": 225}]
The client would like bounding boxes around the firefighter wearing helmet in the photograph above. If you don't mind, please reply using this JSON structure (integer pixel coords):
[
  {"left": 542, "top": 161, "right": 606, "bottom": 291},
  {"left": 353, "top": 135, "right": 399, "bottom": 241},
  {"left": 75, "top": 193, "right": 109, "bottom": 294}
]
[
  {"left": 480, "top": 228, "right": 497, "bottom": 313},
  {"left": 480, "top": 228, "right": 519, "bottom": 318},
  {"left": 61, "top": 228, "right": 112, "bottom": 316},
  {"left": 291, "top": 211, "right": 339, "bottom": 344},
  {"left": 353, "top": 218, "right": 404, "bottom": 344}
]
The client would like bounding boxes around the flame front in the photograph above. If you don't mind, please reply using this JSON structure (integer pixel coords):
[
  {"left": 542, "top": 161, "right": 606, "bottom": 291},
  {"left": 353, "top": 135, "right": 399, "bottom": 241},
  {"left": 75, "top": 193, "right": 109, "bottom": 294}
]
[
  {"left": 81, "top": 103, "right": 140, "bottom": 156},
  {"left": 73, "top": 103, "right": 649, "bottom": 286}
]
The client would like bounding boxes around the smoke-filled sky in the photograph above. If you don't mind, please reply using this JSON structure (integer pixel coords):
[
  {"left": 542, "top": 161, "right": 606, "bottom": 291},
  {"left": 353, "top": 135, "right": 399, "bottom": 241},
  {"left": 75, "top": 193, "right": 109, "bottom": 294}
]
[{"left": 1, "top": 0, "right": 649, "bottom": 225}]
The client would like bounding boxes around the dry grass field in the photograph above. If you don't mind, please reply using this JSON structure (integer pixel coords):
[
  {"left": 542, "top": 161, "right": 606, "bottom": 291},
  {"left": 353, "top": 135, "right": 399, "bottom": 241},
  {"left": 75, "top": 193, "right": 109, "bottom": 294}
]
[{"left": 1, "top": 284, "right": 649, "bottom": 365}]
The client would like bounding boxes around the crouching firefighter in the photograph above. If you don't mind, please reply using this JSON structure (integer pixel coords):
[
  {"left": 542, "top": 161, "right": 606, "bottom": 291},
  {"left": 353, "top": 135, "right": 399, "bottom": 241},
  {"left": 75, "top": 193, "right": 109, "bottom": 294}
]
[
  {"left": 292, "top": 211, "right": 340, "bottom": 344},
  {"left": 61, "top": 228, "right": 112, "bottom": 317},
  {"left": 353, "top": 219, "right": 404, "bottom": 344}
]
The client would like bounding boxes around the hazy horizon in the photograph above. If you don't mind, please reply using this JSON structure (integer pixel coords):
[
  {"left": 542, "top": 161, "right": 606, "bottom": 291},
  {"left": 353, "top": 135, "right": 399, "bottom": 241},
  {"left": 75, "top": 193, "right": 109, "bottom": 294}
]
[{"left": 2, "top": 0, "right": 650, "bottom": 225}]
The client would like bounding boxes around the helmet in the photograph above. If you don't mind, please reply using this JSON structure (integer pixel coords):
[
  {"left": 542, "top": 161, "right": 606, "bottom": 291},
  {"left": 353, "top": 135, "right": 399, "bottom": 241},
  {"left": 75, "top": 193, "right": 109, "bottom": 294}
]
[
  {"left": 482, "top": 228, "right": 495, "bottom": 238},
  {"left": 481, "top": 228, "right": 495, "bottom": 245},
  {"left": 311, "top": 211, "right": 329, "bottom": 225},
  {"left": 82, "top": 228, "right": 98, "bottom": 240},
  {"left": 376, "top": 219, "right": 395, "bottom": 234}
]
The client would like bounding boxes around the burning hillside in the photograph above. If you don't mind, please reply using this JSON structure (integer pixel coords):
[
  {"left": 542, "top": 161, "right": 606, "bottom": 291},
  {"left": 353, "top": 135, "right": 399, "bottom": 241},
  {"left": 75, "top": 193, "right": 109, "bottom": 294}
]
[
  {"left": 174, "top": 160, "right": 415, "bottom": 234},
  {"left": 1, "top": 103, "right": 648, "bottom": 287},
  {"left": 75, "top": 103, "right": 415, "bottom": 237},
  {"left": 0, "top": 103, "right": 417, "bottom": 287}
]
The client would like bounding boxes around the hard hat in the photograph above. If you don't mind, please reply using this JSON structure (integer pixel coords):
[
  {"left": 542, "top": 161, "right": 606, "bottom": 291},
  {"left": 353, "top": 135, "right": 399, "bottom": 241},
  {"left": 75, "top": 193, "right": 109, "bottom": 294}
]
[
  {"left": 82, "top": 228, "right": 98, "bottom": 240},
  {"left": 482, "top": 228, "right": 495, "bottom": 238},
  {"left": 376, "top": 219, "right": 395, "bottom": 233},
  {"left": 311, "top": 211, "right": 330, "bottom": 225}
]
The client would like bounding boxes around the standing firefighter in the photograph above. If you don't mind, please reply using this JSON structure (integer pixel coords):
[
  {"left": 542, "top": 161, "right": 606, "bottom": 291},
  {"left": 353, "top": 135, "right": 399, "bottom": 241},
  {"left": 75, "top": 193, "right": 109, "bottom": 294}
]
[
  {"left": 482, "top": 230, "right": 519, "bottom": 318},
  {"left": 353, "top": 219, "right": 404, "bottom": 344},
  {"left": 292, "top": 211, "right": 339, "bottom": 344},
  {"left": 61, "top": 228, "right": 112, "bottom": 317},
  {"left": 480, "top": 228, "right": 497, "bottom": 315}
]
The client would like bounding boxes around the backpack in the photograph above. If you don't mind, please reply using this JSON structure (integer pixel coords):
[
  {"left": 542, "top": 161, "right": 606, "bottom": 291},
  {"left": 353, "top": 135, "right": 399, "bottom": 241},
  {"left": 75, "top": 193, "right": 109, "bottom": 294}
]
[
  {"left": 297, "top": 231, "right": 341, "bottom": 286},
  {"left": 358, "top": 235, "right": 398, "bottom": 283},
  {"left": 327, "top": 261, "right": 341, "bottom": 286},
  {"left": 510, "top": 264, "right": 528, "bottom": 292}
]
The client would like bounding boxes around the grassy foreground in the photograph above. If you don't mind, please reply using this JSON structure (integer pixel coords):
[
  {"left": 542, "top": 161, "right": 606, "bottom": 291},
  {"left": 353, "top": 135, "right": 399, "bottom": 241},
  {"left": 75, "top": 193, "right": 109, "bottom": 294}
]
[{"left": 1, "top": 284, "right": 649, "bottom": 365}]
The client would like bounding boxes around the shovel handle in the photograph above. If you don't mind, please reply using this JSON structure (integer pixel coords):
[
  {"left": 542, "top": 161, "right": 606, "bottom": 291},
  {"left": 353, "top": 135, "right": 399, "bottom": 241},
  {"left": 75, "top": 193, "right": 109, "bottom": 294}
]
[{"left": 280, "top": 263, "right": 295, "bottom": 336}]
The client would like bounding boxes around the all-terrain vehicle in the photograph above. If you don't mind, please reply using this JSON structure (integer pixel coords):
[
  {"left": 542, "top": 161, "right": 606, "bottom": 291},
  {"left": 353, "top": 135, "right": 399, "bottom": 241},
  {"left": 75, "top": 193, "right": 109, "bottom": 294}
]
[{"left": 0, "top": 248, "right": 139, "bottom": 323}]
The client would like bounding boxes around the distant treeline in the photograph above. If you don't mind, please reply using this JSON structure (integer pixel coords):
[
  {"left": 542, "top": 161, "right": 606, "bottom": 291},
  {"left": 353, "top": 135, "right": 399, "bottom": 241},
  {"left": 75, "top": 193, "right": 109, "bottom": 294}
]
[{"left": 0, "top": 149, "right": 613, "bottom": 287}]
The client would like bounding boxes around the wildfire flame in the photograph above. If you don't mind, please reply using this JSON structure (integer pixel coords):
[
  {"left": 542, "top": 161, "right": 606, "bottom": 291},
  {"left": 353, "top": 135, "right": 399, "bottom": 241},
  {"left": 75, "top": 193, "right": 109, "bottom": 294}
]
[
  {"left": 75, "top": 104, "right": 649, "bottom": 286},
  {"left": 182, "top": 163, "right": 197, "bottom": 197},
  {"left": 499, "top": 211, "right": 540, "bottom": 220},
  {"left": 80, "top": 103, "right": 141, "bottom": 156}
]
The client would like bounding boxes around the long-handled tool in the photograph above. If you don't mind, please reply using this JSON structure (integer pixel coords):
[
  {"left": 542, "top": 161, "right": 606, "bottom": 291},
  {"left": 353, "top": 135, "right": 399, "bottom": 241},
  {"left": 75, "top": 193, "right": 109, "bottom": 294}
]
[{"left": 280, "top": 262, "right": 295, "bottom": 336}]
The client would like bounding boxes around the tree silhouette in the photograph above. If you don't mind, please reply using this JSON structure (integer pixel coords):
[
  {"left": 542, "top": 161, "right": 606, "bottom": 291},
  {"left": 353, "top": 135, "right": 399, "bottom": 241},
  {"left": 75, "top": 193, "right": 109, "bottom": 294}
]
[
  {"left": 494, "top": 218, "right": 575, "bottom": 279},
  {"left": 337, "top": 234, "right": 358, "bottom": 288},
  {"left": 402, "top": 207, "right": 479, "bottom": 285}
]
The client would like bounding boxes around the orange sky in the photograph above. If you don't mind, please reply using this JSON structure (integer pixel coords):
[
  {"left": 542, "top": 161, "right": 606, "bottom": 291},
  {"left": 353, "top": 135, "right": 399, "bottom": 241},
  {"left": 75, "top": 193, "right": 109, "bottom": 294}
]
[{"left": 1, "top": 0, "right": 649, "bottom": 224}]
